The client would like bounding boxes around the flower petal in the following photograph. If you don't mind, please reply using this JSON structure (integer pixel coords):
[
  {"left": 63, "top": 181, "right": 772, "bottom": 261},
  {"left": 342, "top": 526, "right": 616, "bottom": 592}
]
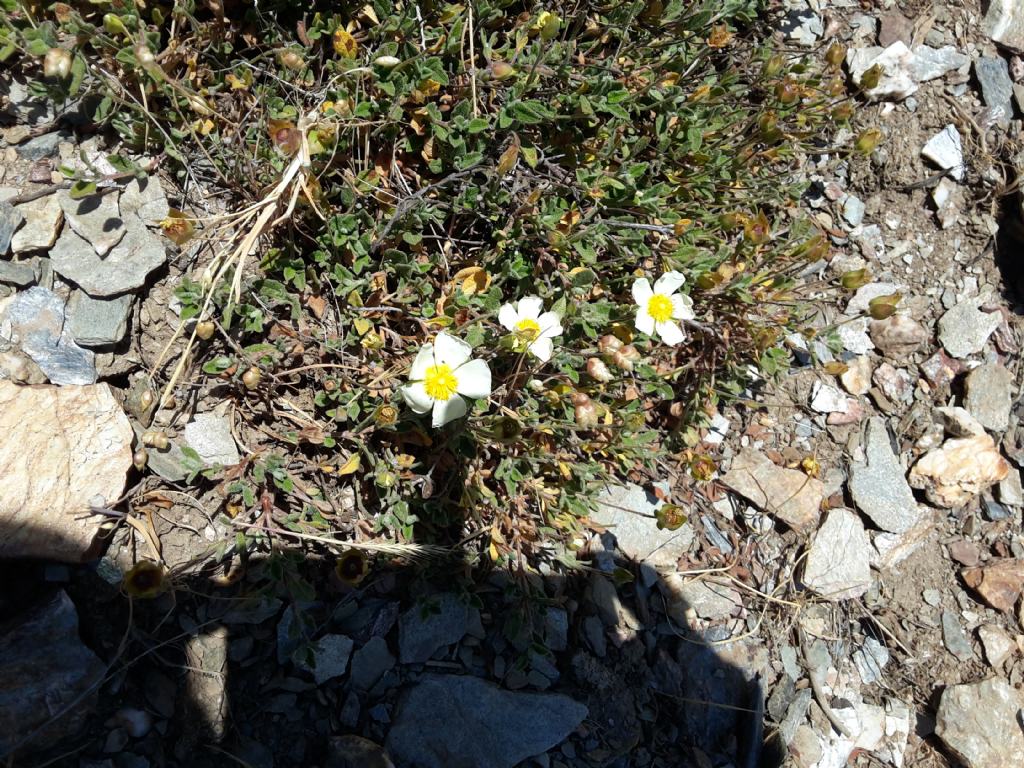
[
  {"left": 656, "top": 320, "right": 686, "bottom": 346},
  {"left": 516, "top": 296, "right": 544, "bottom": 320},
  {"left": 409, "top": 344, "right": 434, "bottom": 380},
  {"left": 635, "top": 308, "right": 655, "bottom": 335},
  {"left": 653, "top": 270, "right": 686, "bottom": 295},
  {"left": 536, "top": 312, "right": 563, "bottom": 338},
  {"left": 631, "top": 277, "right": 653, "bottom": 305},
  {"left": 454, "top": 359, "right": 492, "bottom": 399},
  {"left": 498, "top": 303, "right": 519, "bottom": 331},
  {"left": 529, "top": 337, "right": 554, "bottom": 362},
  {"left": 671, "top": 293, "right": 695, "bottom": 320},
  {"left": 432, "top": 395, "right": 467, "bottom": 427},
  {"left": 434, "top": 331, "right": 472, "bottom": 367},
  {"left": 401, "top": 382, "right": 433, "bottom": 413}
]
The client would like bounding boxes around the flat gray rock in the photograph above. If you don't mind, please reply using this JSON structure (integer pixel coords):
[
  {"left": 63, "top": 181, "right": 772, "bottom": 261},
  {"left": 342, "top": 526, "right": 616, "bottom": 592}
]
[
  {"left": 936, "top": 678, "right": 1024, "bottom": 768},
  {"left": 849, "top": 417, "right": 920, "bottom": 533},
  {"left": 921, "top": 124, "right": 965, "bottom": 181},
  {"left": 590, "top": 482, "right": 694, "bottom": 570},
  {"left": 50, "top": 216, "right": 166, "bottom": 297},
  {"left": 0, "top": 201, "right": 24, "bottom": 255},
  {"left": 398, "top": 593, "right": 475, "bottom": 664},
  {"left": 386, "top": 674, "right": 587, "bottom": 768},
  {"left": 301, "top": 634, "right": 353, "bottom": 685},
  {"left": 66, "top": 291, "right": 133, "bottom": 347},
  {"left": 964, "top": 363, "right": 1013, "bottom": 432},
  {"left": 11, "top": 194, "right": 63, "bottom": 254},
  {"left": 121, "top": 177, "right": 170, "bottom": 224},
  {"left": 910, "top": 45, "right": 970, "bottom": 81},
  {"left": 0, "top": 286, "right": 95, "bottom": 385},
  {"left": 58, "top": 190, "right": 125, "bottom": 256},
  {"left": 722, "top": 449, "right": 824, "bottom": 532},
  {"left": 941, "top": 611, "right": 974, "bottom": 662},
  {"left": 976, "top": 57, "right": 1014, "bottom": 120},
  {"left": 0, "top": 259, "right": 35, "bottom": 287},
  {"left": 985, "top": 0, "right": 1024, "bottom": 52},
  {"left": 938, "top": 294, "right": 1001, "bottom": 358},
  {"left": 802, "top": 508, "right": 872, "bottom": 600},
  {"left": 350, "top": 636, "right": 396, "bottom": 690},
  {"left": 184, "top": 412, "right": 240, "bottom": 466},
  {"left": 15, "top": 131, "right": 62, "bottom": 162}
]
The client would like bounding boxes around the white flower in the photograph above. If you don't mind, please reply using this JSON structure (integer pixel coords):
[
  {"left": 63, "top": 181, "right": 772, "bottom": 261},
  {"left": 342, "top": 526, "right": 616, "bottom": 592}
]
[
  {"left": 632, "top": 271, "right": 695, "bottom": 346},
  {"left": 401, "top": 332, "right": 492, "bottom": 427},
  {"left": 497, "top": 296, "right": 563, "bottom": 362}
]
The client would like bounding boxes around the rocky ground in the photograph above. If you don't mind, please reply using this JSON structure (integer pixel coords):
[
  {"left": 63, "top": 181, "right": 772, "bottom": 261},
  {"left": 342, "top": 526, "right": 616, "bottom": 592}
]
[{"left": 4, "top": 1, "right": 1024, "bottom": 767}]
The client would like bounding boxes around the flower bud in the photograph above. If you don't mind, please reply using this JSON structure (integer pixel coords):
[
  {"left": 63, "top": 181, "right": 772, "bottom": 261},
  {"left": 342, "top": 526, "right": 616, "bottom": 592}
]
[
  {"left": 598, "top": 335, "right": 623, "bottom": 355},
  {"left": 612, "top": 345, "right": 640, "bottom": 372},
  {"left": 133, "top": 448, "right": 149, "bottom": 471},
  {"left": 824, "top": 41, "right": 845, "bottom": 68},
  {"left": 242, "top": 367, "right": 262, "bottom": 390},
  {"left": 573, "top": 393, "right": 598, "bottom": 428},
  {"left": 134, "top": 44, "right": 156, "bottom": 67},
  {"left": 195, "top": 321, "right": 215, "bottom": 340},
  {"left": 374, "top": 404, "right": 398, "bottom": 427},
  {"left": 840, "top": 268, "right": 870, "bottom": 291},
  {"left": 142, "top": 430, "right": 169, "bottom": 450},
  {"left": 278, "top": 49, "right": 305, "bottom": 71},
  {"left": 775, "top": 77, "right": 799, "bottom": 105},
  {"left": 859, "top": 64, "right": 882, "bottom": 91},
  {"left": 868, "top": 293, "right": 901, "bottom": 320},
  {"left": 490, "top": 61, "right": 516, "bottom": 80},
  {"left": 831, "top": 102, "right": 854, "bottom": 122},
  {"left": 762, "top": 54, "right": 785, "bottom": 79},
  {"left": 587, "top": 358, "right": 614, "bottom": 383},
  {"left": 854, "top": 128, "right": 883, "bottom": 155},
  {"left": 374, "top": 55, "right": 401, "bottom": 68},
  {"left": 43, "top": 48, "right": 72, "bottom": 79}
]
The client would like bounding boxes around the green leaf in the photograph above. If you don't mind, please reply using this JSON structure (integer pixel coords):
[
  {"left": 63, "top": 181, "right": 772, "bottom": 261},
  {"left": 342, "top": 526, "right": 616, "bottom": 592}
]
[
  {"left": 466, "top": 117, "right": 489, "bottom": 134},
  {"left": 69, "top": 180, "right": 98, "bottom": 200}
]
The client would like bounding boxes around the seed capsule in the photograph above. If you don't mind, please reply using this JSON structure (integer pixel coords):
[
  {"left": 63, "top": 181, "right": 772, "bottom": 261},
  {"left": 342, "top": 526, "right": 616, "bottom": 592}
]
[
  {"left": 142, "top": 430, "right": 169, "bottom": 450},
  {"left": 242, "top": 367, "right": 262, "bottom": 390},
  {"left": 195, "top": 321, "right": 215, "bottom": 340}
]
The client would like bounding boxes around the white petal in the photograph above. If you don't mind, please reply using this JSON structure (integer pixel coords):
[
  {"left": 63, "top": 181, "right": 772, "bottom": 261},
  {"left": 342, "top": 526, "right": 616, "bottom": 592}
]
[
  {"left": 434, "top": 331, "right": 471, "bottom": 367},
  {"left": 536, "top": 312, "right": 563, "bottom": 338},
  {"left": 498, "top": 303, "right": 519, "bottom": 331},
  {"left": 454, "top": 359, "right": 492, "bottom": 399},
  {"left": 656, "top": 320, "right": 686, "bottom": 346},
  {"left": 653, "top": 270, "right": 686, "bottom": 295},
  {"left": 529, "top": 337, "right": 554, "bottom": 362},
  {"left": 671, "top": 294, "right": 695, "bottom": 320},
  {"left": 409, "top": 345, "right": 434, "bottom": 380},
  {"left": 631, "top": 278, "right": 653, "bottom": 305},
  {"left": 401, "top": 382, "right": 433, "bottom": 414},
  {"left": 516, "top": 296, "right": 544, "bottom": 320},
  {"left": 432, "top": 396, "right": 467, "bottom": 427},
  {"left": 635, "top": 308, "right": 655, "bottom": 335}
]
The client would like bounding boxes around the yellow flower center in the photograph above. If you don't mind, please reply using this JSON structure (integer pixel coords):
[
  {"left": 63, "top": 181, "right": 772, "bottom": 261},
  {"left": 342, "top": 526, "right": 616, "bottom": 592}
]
[
  {"left": 423, "top": 364, "right": 458, "bottom": 401},
  {"left": 647, "top": 294, "right": 674, "bottom": 323},
  {"left": 515, "top": 318, "right": 541, "bottom": 341}
]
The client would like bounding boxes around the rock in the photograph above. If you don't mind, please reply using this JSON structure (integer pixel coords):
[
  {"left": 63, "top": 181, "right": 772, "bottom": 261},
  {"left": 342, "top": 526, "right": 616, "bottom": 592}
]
[
  {"left": 878, "top": 12, "right": 913, "bottom": 46},
  {"left": 590, "top": 572, "right": 640, "bottom": 632},
  {"left": 790, "top": 725, "right": 822, "bottom": 768},
  {"left": 121, "top": 177, "right": 170, "bottom": 224},
  {"left": 0, "top": 201, "right": 24, "bottom": 255},
  {"left": 181, "top": 624, "right": 228, "bottom": 746},
  {"left": 938, "top": 294, "right": 1001, "bottom": 358},
  {"left": 386, "top": 674, "right": 587, "bottom": 768},
  {"left": 841, "top": 356, "right": 872, "bottom": 395},
  {"left": 2, "top": 80, "right": 56, "bottom": 126},
  {"left": 962, "top": 559, "right": 1024, "bottom": 612},
  {"left": 849, "top": 418, "right": 920, "bottom": 533},
  {"left": 949, "top": 540, "right": 981, "bottom": 567},
  {"left": 11, "top": 194, "right": 63, "bottom": 253},
  {"left": 781, "top": 10, "right": 823, "bottom": 47},
  {"left": 978, "top": 625, "right": 1016, "bottom": 668},
  {"left": 722, "top": 449, "right": 823, "bottom": 531},
  {"left": 398, "top": 593, "right": 476, "bottom": 664},
  {"left": 920, "top": 350, "right": 963, "bottom": 388},
  {"left": 15, "top": 132, "right": 62, "bottom": 162},
  {"left": 872, "top": 362, "right": 913, "bottom": 404},
  {"left": 183, "top": 411, "right": 240, "bottom": 466},
  {"left": 936, "top": 678, "right": 1024, "bottom": 768},
  {"left": 589, "top": 483, "right": 694, "bottom": 570},
  {"left": 909, "top": 433, "right": 1009, "bottom": 507},
  {"left": 0, "top": 286, "right": 95, "bottom": 384},
  {"left": 842, "top": 195, "right": 865, "bottom": 228},
  {"left": 847, "top": 282, "right": 901, "bottom": 315},
  {"left": 802, "top": 508, "right": 873, "bottom": 601},
  {"left": 350, "top": 636, "right": 396, "bottom": 690},
  {"left": 846, "top": 43, "right": 918, "bottom": 101},
  {"left": 852, "top": 637, "right": 889, "bottom": 685},
  {"left": 0, "top": 349, "right": 46, "bottom": 384},
  {"left": 327, "top": 735, "right": 395, "bottom": 768},
  {"left": 910, "top": 46, "right": 970, "bottom": 81},
  {"left": 0, "top": 591, "right": 105, "bottom": 755},
  {"left": 66, "top": 291, "right": 133, "bottom": 347},
  {"left": 976, "top": 57, "right": 1015, "bottom": 120},
  {"left": 810, "top": 380, "right": 852, "bottom": 414},
  {"left": 869, "top": 315, "right": 928, "bottom": 356},
  {"left": 302, "top": 634, "right": 353, "bottom": 685},
  {"left": 964, "top": 363, "right": 1013, "bottom": 432},
  {"left": 49, "top": 217, "right": 166, "bottom": 297},
  {"left": 131, "top": 422, "right": 188, "bottom": 483},
  {"left": 998, "top": 469, "right": 1024, "bottom": 506},
  {"left": 837, "top": 317, "right": 874, "bottom": 354},
  {"left": 57, "top": 189, "right": 125, "bottom": 256},
  {"left": 921, "top": 124, "right": 965, "bottom": 182},
  {"left": 935, "top": 406, "right": 987, "bottom": 437},
  {"left": 942, "top": 611, "right": 975, "bottom": 661},
  {"left": 660, "top": 575, "right": 741, "bottom": 621},
  {"left": 871, "top": 511, "right": 936, "bottom": 570},
  {"left": 0, "top": 259, "right": 35, "bottom": 286},
  {"left": 932, "top": 177, "right": 960, "bottom": 229},
  {"left": 987, "top": 1, "right": 1024, "bottom": 52}
]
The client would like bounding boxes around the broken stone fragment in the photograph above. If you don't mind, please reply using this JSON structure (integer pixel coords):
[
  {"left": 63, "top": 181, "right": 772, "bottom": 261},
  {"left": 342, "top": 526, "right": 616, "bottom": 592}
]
[
  {"left": 909, "top": 433, "right": 1009, "bottom": 508},
  {"left": 935, "top": 677, "right": 1024, "bottom": 768},
  {"left": 802, "top": 508, "right": 872, "bottom": 600},
  {"left": 721, "top": 449, "right": 824, "bottom": 531},
  {"left": 962, "top": 559, "right": 1024, "bottom": 613}
]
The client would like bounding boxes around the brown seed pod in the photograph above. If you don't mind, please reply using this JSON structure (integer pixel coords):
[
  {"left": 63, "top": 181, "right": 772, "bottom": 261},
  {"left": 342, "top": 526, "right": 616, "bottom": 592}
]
[
  {"left": 242, "top": 367, "right": 262, "bottom": 390},
  {"left": 141, "top": 430, "right": 169, "bottom": 450},
  {"left": 195, "top": 321, "right": 216, "bottom": 340}
]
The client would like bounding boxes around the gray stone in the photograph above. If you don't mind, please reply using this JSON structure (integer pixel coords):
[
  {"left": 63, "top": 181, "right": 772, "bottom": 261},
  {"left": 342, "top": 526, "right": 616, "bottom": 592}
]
[
  {"left": 0, "top": 591, "right": 105, "bottom": 755},
  {"left": 11, "top": 194, "right": 63, "bottom": 253},
  {"left": 582, "top": 615, "right": 606, "bottom": 657},
  {"left": 852, "top": 637, "right": 890, "bottom": 684},
  {"left": 922, "top": 124, "right": 965, "bottom": 182},
  {"left": 910, "top": 46, "right": 970, "bottom": 82},
  {"left": 936, "top": 678, "right": 1024, "bottom": 768},
  {"left": 544, "top": 608, "right": 569, "bottom": 652},
  {"left": 985, "top": 0, "right": 1024, "bottom": 53},
  {"left": 998, "top": 470, "right": 1024, "bottom": 506},
  {"left": 0, "top": 201, "right": 24, "bottom": 255},
  {"left": 976, "top": 57, "right": 1015, "bottom": 119},
  {"left": 941, "top": 611, "right": 974, "bottom": 662},
  {"left": 662, "top": 575, "right": 741, "bottom": 620},
  {"left": 849, "top": 418, "right": 920, "bottom": 533},
  {"left": 386, "top": 674, "right": 587, "bottom": 768},
  {"left": 66, "top": 291, "right": 133, "bottom": 347},
  {"left": 131, "top": 422, "right": 188, "bottom": 483},
  {"left": 589, "top": 483, "right": 694, "bottom": 571},
  {"left": 589, "top": 572, "right": 639, "bottom": 630},
  {"left": 398, "top": 593, "right": 475, "bottom": 663},
  {"left": 15, "top": 131, "right": 62, "bottom": 162},
  {"left": 350, "top": 636, "right": 395, "bottom": 690},
  {"left": 846, "top": 43, "right": 918, "bottom": 101},
  {"left": 0, "top": 259, "right": 35, "bottom": 286},
  {"left": 938, "top": 294, "right": 1001, "bottom": 358},
  {"left": 49, "top": 217, "right": 166, "bottom": 297},
  {"left": 978, "top": 625, "right": 1016, "bottom": 668},
  {"left": 722, "top": 449, "right": 824, "bottom": 532},
  {"left": 0, "top": 286, "right": 95, "bottom": 385},
  {"left": 302, "top": 634, "right": 353, "bottom": 685},
  {"left": 57, "top": 190, "right": 125, "bottom": 256},
  {"left": 802, "top": 508, "right": 873, "bottom": 601},
  {"left": 121, "top": 177, "right": 170, "bottom": 224},
  {"left": 842, "top": 195, "right": 865, "bottom": 227},
  {"left": 2, "top": 80, "right": 56, "bottom": 126},
  {"left": 964, "top": 364, "right": 1013, "bottom": 432},
  {"left": 183, "top": 412, "right": 240, "bottom": 466}
]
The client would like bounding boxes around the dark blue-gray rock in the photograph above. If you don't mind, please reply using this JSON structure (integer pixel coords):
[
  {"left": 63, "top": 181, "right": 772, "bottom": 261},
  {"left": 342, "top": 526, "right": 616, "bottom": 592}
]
[
  {"left": 0, "top": 286, "right": 95, "bottom": 385},
  {"left": 350, "top": 636, "right": 396, "bottom": 690},
  {"left": 975, "top": 57, "right": 1015, "bottom": 120},
  {"left": 0, "top": 201, "right": 24, "bottom": 255},
  {"left": 0, "top": 259, "right": 35, "bottom": 287},
  {"left": 49, "top": 216, "right": 166, "bottom": 297},
  {"left": 544, "top": 608, "right": 569, "bottom": 652},
  {"left": 398, "top": 593, "right": 476, "bottom": 663},
  {"left": 964, "top": 363, "right": 1013, "bottom": 432},
  {"left": 0, "top": 591, "right": 105, "bottom": 755},
  {"left": 386, "top": 674, "right": 587, "bottom": 768},
  {"left": 849, "top": 417, "right": 920, "bottom": 533},
  {"left": 301, "top": 634, "right": 353, "bottom": 685},
  {"left": 66, "top": 291, "right": 133, "bottom": 347},
  {"left": 15, "top": 131, "right": 64, "bottom": 162},
  {"left": 58, "top": 189, "right": 125, "bottom": 256}
]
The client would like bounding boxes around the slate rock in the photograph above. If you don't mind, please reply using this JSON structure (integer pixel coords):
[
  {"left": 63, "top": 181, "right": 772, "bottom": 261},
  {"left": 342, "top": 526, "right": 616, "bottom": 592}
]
[
  {"left": 0, "top": 286, "right": 95, "bottom": 385},
  {"left": 0, "top": 201, "right": 24, "bottom": 255},
  {"left": 66, "top": 291, "right": 133, "bottom": 347},
  {"left": 50, "top": 217, "right": 166, "bottom": 297},
  {"left": 941, "top": 611, "right": 975, "bottom": 661},
  {"left": 985, "top": 0, "right": 1024, "bottom": 53},
  {"left": 16, "top": 132, "right": 63, "bottom": 162},
  {"left": 936, "top": 678, "right": 1024, "bottom": 768},
  {"left": 849, "top": 417, "right": 920, "bottom": 533},
  {"left": 303, "top": 634, "right": 353, "bottom": 685},
  {"left": 921, "top": 124, "right": 965, "bottom": 181},
  {"left": 938, "top": 294, "right": 1001, "bottom": 358},
  {"left": 589, "top": 482, "right": 694, "bottom": 570},
  {"left": 121, "top": 177, "right": 170, "bottom": 223},
  {"left": 184, "top": 412, "right": 240, "bottom": 466},
  {"left": 11, "top": 194, "right": 63, "bottom": 253},
  {"left": 0, "top": 259, "right": 35, "bottom": 286},
  {"left": 802, "top": 508, "right": 873, "bottom": 601},
  {"left": 963, "top": 363, "right": 1013, "bottom": 432},
  {"left": 58, "top": 189, "right": 125, "bottom": 256},
  {"left": 976, "top": 57, "right": 1015, "bottom": 120},
  {"left": 350, "top": 636, "right": 396, "bottom": 691},
  {"left": 722, "top": 449, "right": 824, "bottom": 531},
  {"left": 386, "top": 674, "right": 587, "bottom": 768},
  {"left": 398, "top": 593, "right": 476, "bottom": 664}
]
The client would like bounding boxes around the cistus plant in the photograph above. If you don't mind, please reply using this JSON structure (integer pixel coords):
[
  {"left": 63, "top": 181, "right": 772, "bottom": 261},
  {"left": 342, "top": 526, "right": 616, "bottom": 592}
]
[{"left": 0, "top": 1, "right": 855, "bottom": 566}]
